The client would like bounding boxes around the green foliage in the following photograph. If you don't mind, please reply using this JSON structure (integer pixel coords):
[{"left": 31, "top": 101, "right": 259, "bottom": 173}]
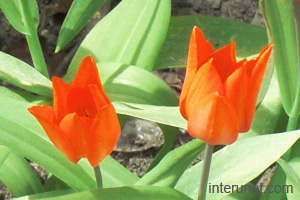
[
  {"left": 0, "top": 146, "right": 44, "bottom": 197},
  {"left": 0, "top": 0, "right": 297, "bottom": 199},
  {"left": 16, "top": 186, "right": 192, "bottom": 200},
  {"left": 97, "top": 62, "right": 178, "bottom": 106},
  {"left": 0, "top": 0, "right": 38, "bottom": 34},
  {"left": 64, "top": 0, "right": 171, "bottom": 80},
  {"left": 136, "top": 139, "right": 205, "bottom": 187},
  {"left": 260, "top": 0, "right": 298, "bottom": 116},
  {"left": 0, "top": 51, "right": 52, "bottom": 97},
  {"left": 277, "top": 158, "right": 300, "bottom": 200},
  {"left": 175, "top": 131, "right": 300, "bottom": 199},
  {"left": 56, "top": 0, "right": 106, "bottom": 52}
]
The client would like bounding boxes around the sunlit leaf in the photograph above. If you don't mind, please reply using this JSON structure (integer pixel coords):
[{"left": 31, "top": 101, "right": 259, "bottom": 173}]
[
  {"left": 0, "top": 51, "right": 52, "bottom": 97},
  {"left": 136, "top": 139, "right": 204, "bottom": 187},
  {"left": 65, "top": 0, "right": 171, "bottom": 80},
  {"left": 98, "top": 62, "right": 178, "bottom": 106},
  {"left": 0, "top": 146, "right": 44, "bottom": 197},
  {"left": 56, "top": 0, "right": 106, "bottom": 52},
  {"left": 16, "top": 186, "right": 193, "bottom": 200},
  {"left": 260, "top": 0, "right": 298, "bottom": 115},
  {"left": 175, "top": 131, "right": 300, "bottom": 199}
]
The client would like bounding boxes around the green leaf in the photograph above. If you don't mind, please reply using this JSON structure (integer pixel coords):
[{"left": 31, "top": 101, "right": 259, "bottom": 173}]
[
  {"left": 100, "top": 156, "right": 139, "bottom": 188},
  {"left": 17, "top": 186, "right": 192, "bottom": 200},
  {"left": 260, "top": 0, "right": 298, "bottom": 116},
  {"left": 114, "top": 102, "right": 186, "bottom": 129},
  {"left": 0, "top": 146, "right": 44, "bottom": 197},
  {"left": 56, "top": 0, "right": 106, "bottom": 52},
  {"left": 155, "top": 15, "right": 268, "bottom": 69},
  {"left": 44, "top": 175, "right": 70, "bottom": 192},
  {"left": 0, "top": 0, "right": 39, "bottom": 34},
  {"left": 65, "top": 0, "right": 171, "bottom": 80},
  {"left": 224, "top": 183, "right": 261, "bottom": 200},
  {"left": 98, "top": 62, "right": 178, "bottom": 106},
  {"left": 14, "top": 189, "right": 74, "bottom": 200},
  {"left": 145, "top": 125, "right": 178, "bottom": 171},
  {"left": 0, "top": 0, "right": 27, "bottom": 33},
  {"left": 0, "top": 86, "right": 48, "bottom": 103},
  {"left": 278, "top": 158, "right": 300, "bottom": 200},
  {"left": 175, "top": 131, "right": 300, "bottom": 200},
  {"left": 0, "top": 51, "right": 52, "bottom": 97},
  {"left": 136, "top": 139, "right": 204, "bottom": 187}
]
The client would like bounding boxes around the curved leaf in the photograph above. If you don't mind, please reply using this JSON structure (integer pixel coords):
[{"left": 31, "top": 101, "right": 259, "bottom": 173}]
[
  {"left": 277, "top": 158, "right": 300, "bottom": 200},
  {"left": 114, "top": 103, "right": 186, "bottom": 129},
  {"left": 0, "top": 0, "right": 39, "bottom": 34},
  {"left": 65, "top": 0, "right": 171, "bottom": 80},
  {"left": 0, "top": 51, "right": 52, "bottom": 97},
  {"left": 261, "top": 0, "right": 298, "bottom": 115},
  {"left": 56, "top": 0, "right": 106, "bottom": 52},
  {"left": 98, "top": 62, "right": 178, "bottom": 106},
  {"left": 0, "top": 146, "right": 44, "bottom": 197},
  {"left": 136, "top": 139, "right": 204, "bottom": 187},
  {"left": 17, "top": 186, "right": 192, "bottom": 200},
  {"left": 175, "top": 131, "right": 300, "bottom": 200}
]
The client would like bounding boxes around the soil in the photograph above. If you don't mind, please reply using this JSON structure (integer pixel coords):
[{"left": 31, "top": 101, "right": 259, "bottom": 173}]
[{"left": 0, "top": 0, "right": 261, "bottom": 199}]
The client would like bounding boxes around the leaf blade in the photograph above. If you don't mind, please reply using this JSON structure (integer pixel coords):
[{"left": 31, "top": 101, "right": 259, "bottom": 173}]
[
  {"left": 0, "top": 51, "right": 52, "bottom": 97},
  {"left": 0, "top": 146, "right": 44, "bottom": 197},
  {"left": 175, "top": 131, "right": 300, "bottom": 200},
  {"left": 65, "top": 0, "right": 171, "bottom": 80},
  {"left": 56, "top": 0, "right": 106, "bottom": 52}
]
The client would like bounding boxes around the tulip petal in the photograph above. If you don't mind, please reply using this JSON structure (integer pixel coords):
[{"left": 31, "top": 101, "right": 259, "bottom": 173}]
[
  {"left": 88, "top": 84, "right": 110, "bottom": 111},
  {"left": 66, "top": 87, "right": 97, "bottom": 118},
  {"left": 52, "top": 77, "right": 73, "bottom": 121},
  {"left": 87, "top": 103, "right": 121, "bottom": 167},
  {"left": 188, "top": 92, "right": 239, "bottom": 145},
  {"left": 28, "top": 105, "right": 79, "bottom": 163},
  {"left": 245, "top": 44, "right": 273, "bottom": 129},
  {"left": 60, "top": 113, "right": 93, "bottom": 160},
  {"left": 180, "top": 26, "right": 214, "bottom": 108},
  {"left": 181, "top": 59, "right": 223, "bottom": 119},
  {"left": 224, "top": 65, "right": 249, "bottom": 132},
  {"left": 72, "top": 56, "right": 102, "bottom": 89},
  {"left": 210, "top": 41, "right": 237, "bottom": 82}
]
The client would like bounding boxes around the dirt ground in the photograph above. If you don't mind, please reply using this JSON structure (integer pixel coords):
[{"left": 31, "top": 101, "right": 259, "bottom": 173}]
[{"left": 0, "top": 0, "right": 261, "bottom": 199}]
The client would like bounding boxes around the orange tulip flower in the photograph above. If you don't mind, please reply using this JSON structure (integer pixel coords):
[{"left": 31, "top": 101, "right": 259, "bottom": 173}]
[
  {"left": 28, "top": 56, "right": 121, "bottom": 167},
  {"left": 180, "top": 26, "right": 273, "bottom": 145}
]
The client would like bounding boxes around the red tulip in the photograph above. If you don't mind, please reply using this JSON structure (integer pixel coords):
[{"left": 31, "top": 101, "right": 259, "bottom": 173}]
[
  {"left": 28, "top": 56, "right": 121, "bottom": 166},
  {"left": 180, "top": 26, "right": 273, "bottom": 145}
]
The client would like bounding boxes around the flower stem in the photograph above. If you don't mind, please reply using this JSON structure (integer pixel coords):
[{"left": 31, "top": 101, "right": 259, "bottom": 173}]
[
  {"left": 198, "top": 144, "right": 214, "bottom": 200},
  {"left": 19, "top": 0, "right": 49, "bottom": 79},
  {"left": 94, "top": 165, "right": 103, "bottom": 189}
]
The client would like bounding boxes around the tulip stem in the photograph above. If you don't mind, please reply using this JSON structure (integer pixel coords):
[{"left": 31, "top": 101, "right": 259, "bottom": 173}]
[
  {"left": 198, "top": 144, "right": 214, "bottom": 200},
  {"left": 94, "top": 165, "right": 103, "bottom": 189},
  {"left": 19, "top": 0, "right": 49, "bottom": 79}
]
